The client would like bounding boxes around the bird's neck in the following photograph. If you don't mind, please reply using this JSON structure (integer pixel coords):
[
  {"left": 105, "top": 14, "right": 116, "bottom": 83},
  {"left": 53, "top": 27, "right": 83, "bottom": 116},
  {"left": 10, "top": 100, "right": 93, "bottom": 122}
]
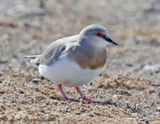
[{"left": 79, "top": 35, "right": 106, "bottom": 49}]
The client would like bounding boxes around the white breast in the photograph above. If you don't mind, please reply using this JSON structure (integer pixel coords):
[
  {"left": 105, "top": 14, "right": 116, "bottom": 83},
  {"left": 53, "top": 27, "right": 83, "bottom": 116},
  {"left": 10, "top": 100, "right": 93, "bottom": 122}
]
[{"left": 38, "top": 57, "right": 105, "bottom": 87}]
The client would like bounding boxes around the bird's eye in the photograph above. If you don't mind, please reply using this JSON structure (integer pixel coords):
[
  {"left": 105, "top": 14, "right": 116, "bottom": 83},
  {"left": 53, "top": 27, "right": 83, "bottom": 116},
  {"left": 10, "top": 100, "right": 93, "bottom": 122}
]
[{"left": 96, "top": 32, "right": 102, "bottom": 37}]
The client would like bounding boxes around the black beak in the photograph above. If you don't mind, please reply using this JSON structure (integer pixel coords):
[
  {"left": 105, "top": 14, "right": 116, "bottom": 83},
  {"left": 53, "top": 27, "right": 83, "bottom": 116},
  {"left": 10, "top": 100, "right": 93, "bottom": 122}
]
[{"left": 102, "top": 35, "right": 118, "bottom": 46}]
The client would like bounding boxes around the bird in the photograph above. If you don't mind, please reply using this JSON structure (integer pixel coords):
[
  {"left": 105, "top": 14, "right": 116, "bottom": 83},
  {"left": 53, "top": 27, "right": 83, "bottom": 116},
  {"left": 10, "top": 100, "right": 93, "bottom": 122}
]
[{"left": 25, "top": 24, "right": 118, "bottom": 102}]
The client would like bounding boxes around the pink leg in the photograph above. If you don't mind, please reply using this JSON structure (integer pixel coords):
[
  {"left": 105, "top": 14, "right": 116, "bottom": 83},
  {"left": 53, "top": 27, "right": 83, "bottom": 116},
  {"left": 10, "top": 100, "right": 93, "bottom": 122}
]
[
  {"left": 57, "top": 84, "right": 70, "bottom": 100},
  {"left": 75, "top": 86, "right": 92, "bottom": 102}
]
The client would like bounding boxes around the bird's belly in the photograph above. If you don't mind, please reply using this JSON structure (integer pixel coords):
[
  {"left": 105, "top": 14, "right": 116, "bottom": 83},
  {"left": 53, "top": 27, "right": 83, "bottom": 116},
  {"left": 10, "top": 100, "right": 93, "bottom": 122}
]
[{"left": 38, "top": 58, "right": 104, "bottom": 87}]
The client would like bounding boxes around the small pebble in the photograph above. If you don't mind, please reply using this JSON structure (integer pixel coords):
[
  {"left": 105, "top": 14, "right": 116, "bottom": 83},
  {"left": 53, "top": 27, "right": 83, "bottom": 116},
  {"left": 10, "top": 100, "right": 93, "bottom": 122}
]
[
  {"left": 31, "top": 78, "right": 41, "bottom": 83},
  {"left": 156, "top": 106, "right": 160, "bottom": 112}
]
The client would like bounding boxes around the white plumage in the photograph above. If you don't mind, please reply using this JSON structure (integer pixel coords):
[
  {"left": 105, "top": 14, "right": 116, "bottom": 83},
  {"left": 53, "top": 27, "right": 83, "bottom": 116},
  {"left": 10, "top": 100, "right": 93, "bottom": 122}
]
[{"left": 39, "top": 56, "right": 104, "bottom": 87}]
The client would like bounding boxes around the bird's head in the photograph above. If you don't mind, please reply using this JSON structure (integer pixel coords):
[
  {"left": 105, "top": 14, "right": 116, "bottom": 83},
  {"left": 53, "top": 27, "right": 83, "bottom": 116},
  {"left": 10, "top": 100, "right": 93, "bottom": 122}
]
[{"left": 80, "top": 24, "right": 118, "bottom": 46}]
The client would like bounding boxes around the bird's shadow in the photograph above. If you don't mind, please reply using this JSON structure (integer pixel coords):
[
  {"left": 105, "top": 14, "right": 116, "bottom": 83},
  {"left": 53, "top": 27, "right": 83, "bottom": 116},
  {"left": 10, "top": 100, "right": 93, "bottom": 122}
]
[
  {"left": 71, "top": 98, "right": 117, "bottom": 106},
  {"left": 52, "top": 97, "right": 117, "bottom": 106}
]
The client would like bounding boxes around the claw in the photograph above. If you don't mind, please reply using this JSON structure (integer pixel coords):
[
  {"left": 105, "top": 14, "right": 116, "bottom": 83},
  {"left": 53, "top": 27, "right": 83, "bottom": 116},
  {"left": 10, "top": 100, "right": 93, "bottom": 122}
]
[{"left": 63, "top": 96, "right": 71, "bottom": 101}]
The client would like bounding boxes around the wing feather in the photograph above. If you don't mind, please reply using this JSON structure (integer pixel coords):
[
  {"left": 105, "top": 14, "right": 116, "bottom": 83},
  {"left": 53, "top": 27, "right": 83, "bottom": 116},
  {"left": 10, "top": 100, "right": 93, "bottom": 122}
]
[{"left": 38, "top": 35, "right": 79, "bottom": 65}]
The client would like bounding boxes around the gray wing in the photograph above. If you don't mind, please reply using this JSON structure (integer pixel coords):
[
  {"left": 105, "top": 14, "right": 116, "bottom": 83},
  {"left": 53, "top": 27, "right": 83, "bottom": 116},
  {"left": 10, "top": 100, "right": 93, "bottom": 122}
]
[
  {"left": 38, "top": 42, "right": 66, "bottom": 65},
  {"left": 38, "top": 35, "right": 79, "bottom": 65}
]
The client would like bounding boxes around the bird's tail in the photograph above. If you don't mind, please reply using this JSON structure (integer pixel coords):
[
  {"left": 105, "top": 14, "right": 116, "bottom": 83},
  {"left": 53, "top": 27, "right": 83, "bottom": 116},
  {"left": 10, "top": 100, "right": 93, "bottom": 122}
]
[{"left": 24, "top": 55, "right": 40, "bottom": 67}]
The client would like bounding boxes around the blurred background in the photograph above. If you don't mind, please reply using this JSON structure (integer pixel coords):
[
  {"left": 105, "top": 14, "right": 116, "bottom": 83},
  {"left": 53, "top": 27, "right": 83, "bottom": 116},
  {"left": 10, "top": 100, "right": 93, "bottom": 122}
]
[{"left": 0, "top": 0, "right": 160, "bottom": 80}]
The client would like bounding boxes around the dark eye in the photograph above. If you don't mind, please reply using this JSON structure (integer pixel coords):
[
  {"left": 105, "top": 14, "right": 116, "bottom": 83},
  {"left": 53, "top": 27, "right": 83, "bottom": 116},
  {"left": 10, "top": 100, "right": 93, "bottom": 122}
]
[{"left": 96, "top": 32, "right": 102, "bottom": 37}]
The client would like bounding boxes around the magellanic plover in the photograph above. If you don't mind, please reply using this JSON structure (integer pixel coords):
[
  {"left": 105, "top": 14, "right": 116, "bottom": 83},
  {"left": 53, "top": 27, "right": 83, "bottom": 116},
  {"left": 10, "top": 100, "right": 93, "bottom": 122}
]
[{"left": 25, "top": 24, "right": 118, "bottom": 102}]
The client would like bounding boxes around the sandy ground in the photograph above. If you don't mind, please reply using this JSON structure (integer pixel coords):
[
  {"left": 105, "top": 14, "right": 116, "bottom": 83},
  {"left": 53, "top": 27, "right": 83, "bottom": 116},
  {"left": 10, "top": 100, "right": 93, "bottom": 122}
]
[{"left": 0, "top": 0, "right": 160, "bottom": 123}]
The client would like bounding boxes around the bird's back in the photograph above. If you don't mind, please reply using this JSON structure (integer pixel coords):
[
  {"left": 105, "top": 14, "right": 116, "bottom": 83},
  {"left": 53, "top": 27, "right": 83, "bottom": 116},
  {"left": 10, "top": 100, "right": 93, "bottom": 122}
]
[{"left": 36, "top": 35, "right": 79, "bottom": 65}]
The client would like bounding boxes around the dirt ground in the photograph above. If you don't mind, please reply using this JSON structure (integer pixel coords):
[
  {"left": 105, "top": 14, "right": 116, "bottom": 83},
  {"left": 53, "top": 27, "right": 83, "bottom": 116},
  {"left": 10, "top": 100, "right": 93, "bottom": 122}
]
[{"left": 0, "top": 0, "right": 160, "bottom": 123}]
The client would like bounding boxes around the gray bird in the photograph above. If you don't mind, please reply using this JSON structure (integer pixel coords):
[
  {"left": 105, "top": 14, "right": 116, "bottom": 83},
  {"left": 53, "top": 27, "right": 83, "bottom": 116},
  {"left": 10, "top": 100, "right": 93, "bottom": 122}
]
[{"left": 25, "top": 24, "right": 118, "bottom": 102}]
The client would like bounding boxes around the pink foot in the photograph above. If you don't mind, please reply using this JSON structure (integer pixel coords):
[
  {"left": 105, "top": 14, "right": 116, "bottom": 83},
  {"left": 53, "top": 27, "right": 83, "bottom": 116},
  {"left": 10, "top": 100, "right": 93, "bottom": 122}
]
[{"left": 79, "top": 96, "right": 92, "bottom": 102}]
